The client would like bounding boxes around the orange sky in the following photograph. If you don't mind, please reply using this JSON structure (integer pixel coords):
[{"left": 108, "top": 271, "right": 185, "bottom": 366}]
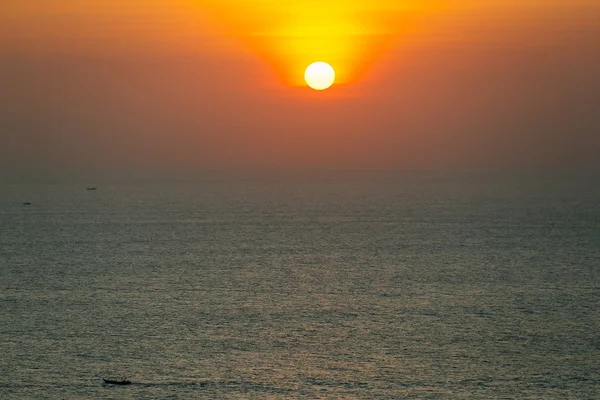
[{"left": 1, "top": 1, "right": 599, "bottom": 172}]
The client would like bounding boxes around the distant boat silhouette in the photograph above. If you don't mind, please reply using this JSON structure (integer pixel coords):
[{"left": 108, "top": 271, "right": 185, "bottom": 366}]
[
  {"left": 86, "top": 187, "right": 97, "bottom": 191},
  {"left": 103, "top": 378, "right": 131, "bottom": 385},
  {"left": 22, "top": 202, "right": 31, "bottom": 206}
]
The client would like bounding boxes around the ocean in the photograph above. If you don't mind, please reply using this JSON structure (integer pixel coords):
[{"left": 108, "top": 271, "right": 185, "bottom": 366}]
[{"left": 1, "top": 170, "right": 598, "bottom": 399}]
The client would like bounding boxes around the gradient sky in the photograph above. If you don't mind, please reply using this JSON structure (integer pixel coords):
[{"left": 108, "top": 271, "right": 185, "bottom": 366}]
[{"left": 1, "top": 1, "right": 599, "bottom": 173}]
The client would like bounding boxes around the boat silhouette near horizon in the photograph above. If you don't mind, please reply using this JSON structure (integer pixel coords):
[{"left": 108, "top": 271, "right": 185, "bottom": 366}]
[
  {"left": 103, "top": 378, "right": 131, "bottom": 385},
  {"left": 86, "top": 187, "right": 97, "bottom": 191}
]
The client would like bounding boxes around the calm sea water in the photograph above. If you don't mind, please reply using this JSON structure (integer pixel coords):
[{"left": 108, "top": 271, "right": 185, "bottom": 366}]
[{"left": 1, "top": 171, "right": 599, "bottom": 399}]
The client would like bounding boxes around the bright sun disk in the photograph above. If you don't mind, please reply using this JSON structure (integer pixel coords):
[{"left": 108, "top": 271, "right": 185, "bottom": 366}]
[{"left": 304, "top": 62, "right": 335, "bottom": 90}]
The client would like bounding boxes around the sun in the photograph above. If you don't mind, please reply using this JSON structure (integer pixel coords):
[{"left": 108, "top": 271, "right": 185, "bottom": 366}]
[{"left": 304, "top": 62, "right": 335, "bottom": 90}]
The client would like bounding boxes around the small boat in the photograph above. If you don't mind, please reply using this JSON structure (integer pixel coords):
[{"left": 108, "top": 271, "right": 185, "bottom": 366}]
[
  {"left": 103, "top": 378, "right": 131, "bottom": 385},
  {"left": 86, "top": 187, "right": 97, "bottom": 191},
  {"left": 22, "top": 201, "right": 32, "bottom": 206}
]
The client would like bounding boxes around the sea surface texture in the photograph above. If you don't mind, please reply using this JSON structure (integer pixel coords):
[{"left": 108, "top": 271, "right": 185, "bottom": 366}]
[{"left": 1, "top": 171, "right": 599, "bottom": 399}]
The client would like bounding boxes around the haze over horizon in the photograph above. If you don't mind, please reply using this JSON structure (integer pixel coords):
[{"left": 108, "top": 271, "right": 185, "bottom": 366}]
[{"left": 1, "top": 1, "right": 599, "bottom": 175}]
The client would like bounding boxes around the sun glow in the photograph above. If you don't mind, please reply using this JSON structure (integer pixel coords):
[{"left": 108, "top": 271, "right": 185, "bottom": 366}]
[
  {"left": 202, "top": 0, "right": 442, "bottom": 87},
  {"left": 305, "top": 62, "right": 335, "bottom": 90}
]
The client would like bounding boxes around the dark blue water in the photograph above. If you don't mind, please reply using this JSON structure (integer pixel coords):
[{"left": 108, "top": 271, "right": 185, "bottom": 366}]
[{"left": 1, "top": 171, "right": 599, "bottom": 398}]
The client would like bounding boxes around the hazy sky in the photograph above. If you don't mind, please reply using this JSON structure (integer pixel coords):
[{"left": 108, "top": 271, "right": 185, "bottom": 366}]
[{"left": 1, "top": 1, "right": 599, "bottom": 173}]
